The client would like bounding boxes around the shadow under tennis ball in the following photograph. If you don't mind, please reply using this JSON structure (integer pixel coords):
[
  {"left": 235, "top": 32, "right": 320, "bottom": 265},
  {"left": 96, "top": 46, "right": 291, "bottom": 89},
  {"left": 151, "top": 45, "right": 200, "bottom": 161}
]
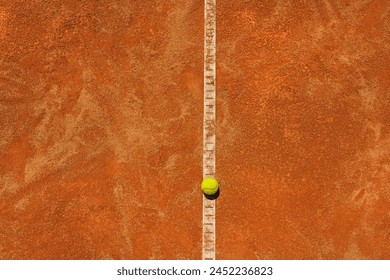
[{"left": 204, "top": 188, "right": 220, "bottom": 200}]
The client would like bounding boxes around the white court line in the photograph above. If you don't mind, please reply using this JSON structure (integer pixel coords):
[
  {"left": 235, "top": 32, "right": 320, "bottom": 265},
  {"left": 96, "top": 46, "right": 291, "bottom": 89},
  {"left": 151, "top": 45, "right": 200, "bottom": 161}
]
[{"left": 203, "top": 0, "right": 216, "bottom": 260}]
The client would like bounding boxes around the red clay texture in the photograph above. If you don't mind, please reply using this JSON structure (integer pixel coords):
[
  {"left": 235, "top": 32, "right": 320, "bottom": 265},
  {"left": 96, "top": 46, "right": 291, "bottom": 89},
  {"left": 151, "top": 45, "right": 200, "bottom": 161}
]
[
  {"left": 217, "top": 0, "right": 390, "bottom": 259},
  {"left": 1, "top": 0, "right": 203, "bottom": 259},
  {"left": 0, "top": 0, "right": 389, "bottom": 259}
]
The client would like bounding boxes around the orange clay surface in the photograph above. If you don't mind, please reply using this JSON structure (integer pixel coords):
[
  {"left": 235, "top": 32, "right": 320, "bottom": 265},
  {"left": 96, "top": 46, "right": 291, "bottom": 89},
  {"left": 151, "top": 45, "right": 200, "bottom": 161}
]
[{"left": 1, "top": 0, "right": 389, "bottom": 259}]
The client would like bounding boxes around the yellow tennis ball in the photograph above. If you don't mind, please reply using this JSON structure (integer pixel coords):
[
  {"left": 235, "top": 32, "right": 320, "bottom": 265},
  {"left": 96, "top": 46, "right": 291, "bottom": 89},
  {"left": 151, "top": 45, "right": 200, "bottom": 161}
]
[{"left": 201, "top": 178, "right": 219, "bottom": 195}]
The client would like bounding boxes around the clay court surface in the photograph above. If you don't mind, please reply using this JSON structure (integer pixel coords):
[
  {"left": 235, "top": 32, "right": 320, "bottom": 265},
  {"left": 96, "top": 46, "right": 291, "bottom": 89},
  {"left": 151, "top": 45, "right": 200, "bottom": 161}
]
[{"left": 1, "top": 0, "right": 390, "bottom": 259}]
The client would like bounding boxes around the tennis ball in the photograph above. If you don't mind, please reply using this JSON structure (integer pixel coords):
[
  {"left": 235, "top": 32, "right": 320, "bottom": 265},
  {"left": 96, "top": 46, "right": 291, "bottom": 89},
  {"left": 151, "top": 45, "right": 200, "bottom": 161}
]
[{"left": 201, "top": 178, "right": 219, "bottom": 195}]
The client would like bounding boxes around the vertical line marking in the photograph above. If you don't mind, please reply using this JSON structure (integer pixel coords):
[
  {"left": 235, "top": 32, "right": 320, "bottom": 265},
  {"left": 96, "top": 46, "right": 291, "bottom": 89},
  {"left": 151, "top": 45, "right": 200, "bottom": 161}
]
[{"left": 203, "top": 0, "right": 216, "bottom": 260}]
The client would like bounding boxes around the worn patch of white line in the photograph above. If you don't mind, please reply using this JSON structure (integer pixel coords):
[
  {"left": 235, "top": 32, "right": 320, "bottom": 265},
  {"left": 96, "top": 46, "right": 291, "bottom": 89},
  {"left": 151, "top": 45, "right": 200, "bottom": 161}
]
[{"left": 203, "top": 0, "right": 216, "bottom": 260}]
